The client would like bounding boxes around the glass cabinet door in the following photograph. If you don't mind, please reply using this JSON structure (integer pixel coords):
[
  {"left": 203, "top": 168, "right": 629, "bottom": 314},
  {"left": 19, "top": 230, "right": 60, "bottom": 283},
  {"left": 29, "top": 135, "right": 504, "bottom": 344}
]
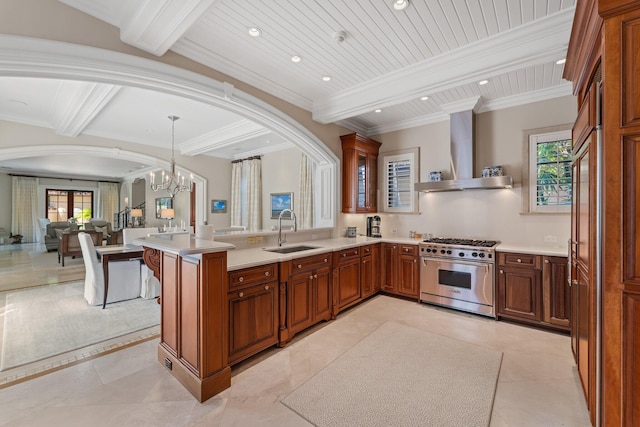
[{"left": 357, "top": 153, "right": 366, "bottom": 208}]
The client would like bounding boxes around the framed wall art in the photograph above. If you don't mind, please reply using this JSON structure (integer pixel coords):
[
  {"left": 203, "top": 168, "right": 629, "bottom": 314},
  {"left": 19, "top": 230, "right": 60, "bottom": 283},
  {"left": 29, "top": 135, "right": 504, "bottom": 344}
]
[
  {"left": 211, "top": 199, "right": 227, "bottom": 213},
  {"left": 270, "top": 192, "right": 293, "bottom": 219}
]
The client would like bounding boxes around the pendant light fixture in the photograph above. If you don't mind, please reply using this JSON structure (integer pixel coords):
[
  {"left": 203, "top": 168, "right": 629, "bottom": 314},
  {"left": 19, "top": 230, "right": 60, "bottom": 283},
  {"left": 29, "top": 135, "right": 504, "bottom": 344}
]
[{"left": 150, "top": 115, "right": 193, "bottom": 198}]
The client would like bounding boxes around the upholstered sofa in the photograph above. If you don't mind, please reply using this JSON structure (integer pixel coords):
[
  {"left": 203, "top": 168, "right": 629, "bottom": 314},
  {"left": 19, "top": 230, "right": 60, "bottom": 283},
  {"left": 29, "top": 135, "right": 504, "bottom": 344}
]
[
  {"left": 84, "top": 219, "right": 113, "bottom": 242},
  {"left": 44, "top": 221, "right": 78, "bottom": 252}
]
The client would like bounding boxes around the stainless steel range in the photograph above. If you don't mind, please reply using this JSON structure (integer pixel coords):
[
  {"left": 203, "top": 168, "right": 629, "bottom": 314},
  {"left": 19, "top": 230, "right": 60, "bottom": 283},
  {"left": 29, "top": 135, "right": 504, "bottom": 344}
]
[{"left": 419, "top": 237, "right": 499, "bottom": 317}]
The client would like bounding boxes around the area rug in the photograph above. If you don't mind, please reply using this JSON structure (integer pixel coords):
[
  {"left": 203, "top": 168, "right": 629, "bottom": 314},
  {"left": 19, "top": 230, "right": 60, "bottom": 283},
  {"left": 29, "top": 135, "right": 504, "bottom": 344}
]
[
  {"left": 282, "top": 321, "right": 502, "bottom": 427},
  {"left": 1, "top": 281, "right": 160, "bottom": 371}
]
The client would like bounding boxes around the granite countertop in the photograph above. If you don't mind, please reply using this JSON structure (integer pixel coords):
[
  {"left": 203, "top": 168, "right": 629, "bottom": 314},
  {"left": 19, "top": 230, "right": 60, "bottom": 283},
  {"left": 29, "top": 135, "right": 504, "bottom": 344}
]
[
  {"left": 227, "top": 236, "right": 423, "bottom": 271},
  {"left": 496, "top": 243, "right": 568, "bottom": 257},
  {"left": 133, "top": 233, "right": 235, "bottom": 257}
]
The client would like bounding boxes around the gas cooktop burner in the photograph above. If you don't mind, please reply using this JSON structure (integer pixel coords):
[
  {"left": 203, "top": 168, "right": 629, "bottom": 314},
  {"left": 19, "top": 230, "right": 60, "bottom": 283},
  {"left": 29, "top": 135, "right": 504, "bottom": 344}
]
[{"left": 422, "top": 237, "right": 499, "bottom": 248}]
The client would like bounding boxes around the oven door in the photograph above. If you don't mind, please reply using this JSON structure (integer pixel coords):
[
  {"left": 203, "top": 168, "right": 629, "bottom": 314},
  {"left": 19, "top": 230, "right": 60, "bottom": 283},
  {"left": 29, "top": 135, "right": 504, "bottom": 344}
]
[{"left": 420, "top": 257, "right": 494, "bottom": 308}]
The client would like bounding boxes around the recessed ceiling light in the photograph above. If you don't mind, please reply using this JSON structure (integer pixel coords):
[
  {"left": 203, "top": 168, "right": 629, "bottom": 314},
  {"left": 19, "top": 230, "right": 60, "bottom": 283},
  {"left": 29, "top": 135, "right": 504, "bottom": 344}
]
[
  {"left": 420, "top": 96, "right": 429, "bottom": 101},
  {"left": 248, "top": 27, "right": 261, "bottom": 37},
  {"left": 375, "top": 109, "right": 382, "bottom": 113},
  {"left": 322, "top": 75, "right": 331, "bottom": 82},
  {"left": 393, "top": 0, "right": 409, "bottom": 11},
  {"left": 478, "top": 79, "right": 489, "bottom": 85},
  {"left": 291, "top": 55, "right": 302, "bottom": 63},
  {"left": 556, "top": 58, "right": 566, "bottom": 65}
]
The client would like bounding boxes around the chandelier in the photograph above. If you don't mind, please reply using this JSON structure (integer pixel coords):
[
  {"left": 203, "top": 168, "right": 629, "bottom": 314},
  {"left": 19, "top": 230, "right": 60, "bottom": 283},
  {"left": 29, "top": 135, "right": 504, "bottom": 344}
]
[{"left": 150, "top": 115, "right": 193, "bottom": 198}]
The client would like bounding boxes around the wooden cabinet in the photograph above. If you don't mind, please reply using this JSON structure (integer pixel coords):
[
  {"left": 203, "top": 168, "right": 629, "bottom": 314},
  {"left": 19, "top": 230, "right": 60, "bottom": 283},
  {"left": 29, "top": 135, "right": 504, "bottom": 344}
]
[
  {"left": 340, "top": 133, "right": 381, "bottom": 213},
  {"left": 227, "top": 264, "right": 279, "bottom": 365},
  {"left": 496, "top": 252, "right": 570, "bottom": 332},
  {"left": 148, "top": 248, "right": 230, "bottom": 403},
  {"left": 360, "top": 244, "right": 380, "bottom": 299},
  {"left": 279, "top": 253, "right": 332, "bottom": 344},
  {"left": 333, "top": 247, "right": 361, "bottom": 313},
  {"left": 381, "top": 243, "right": 419, "bottom": 298}
]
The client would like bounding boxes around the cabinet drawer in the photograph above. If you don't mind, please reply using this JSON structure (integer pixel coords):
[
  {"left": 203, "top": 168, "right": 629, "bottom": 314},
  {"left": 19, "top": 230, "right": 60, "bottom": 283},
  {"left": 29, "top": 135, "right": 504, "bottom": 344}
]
[
  {"left": 290, "top": 252, "right": 332, "bottom": 272},
  {"left": 399, "top": 244, "right": 418, "bottom": 256},
  {"left": 336, "top": 247, "right": 360, "bottom": 262},
  {"left": 229, "top": 263, "right": 278, "bottom": 289},
  {"left": 499, "top": 252, "right": 541, "bottom": 269}
]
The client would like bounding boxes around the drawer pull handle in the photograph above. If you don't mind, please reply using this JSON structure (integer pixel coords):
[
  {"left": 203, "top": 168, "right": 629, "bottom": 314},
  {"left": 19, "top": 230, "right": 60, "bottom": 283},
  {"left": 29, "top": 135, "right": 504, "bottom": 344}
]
[
  {"left": 500, "top": 270, "right": 504, "bottom": 274},
  {"left": 309, "top": 275, "right": 314, "bottom": 280},
  {"left": 414, "top": 259, "right": 416, "bottom": 263},
  {"left": 517, "top": 259, "right": 522, "bottom": 263},
  {"left": 265, "top": 285, "right": 269, "bottom": 290},
  {"left": 544, "top": 259, "right": 549, "bottom": 264},
  {"left": 324, "top": 258, "right": 327, "bottom": 263},
  {"left": 343, "top": 253, "right": 346, "bottom": 257},
  {"left": 265, "top": 271, "right": 270, "bottom": 276},
  {"left": 238, "top": 277, "right": 244, "bottom": 282},
  {"left": 239, "top": 292, "right": 244, "bottom": 297},
  {"left": 298, "top": 264, "right": 302, "bottom": 269}
]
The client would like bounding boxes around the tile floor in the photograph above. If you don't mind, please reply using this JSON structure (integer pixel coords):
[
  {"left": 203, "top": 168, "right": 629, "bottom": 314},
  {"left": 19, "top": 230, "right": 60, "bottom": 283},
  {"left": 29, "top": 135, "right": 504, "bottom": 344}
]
[{"left": 0, "top": 295, "right": 592, "bottom": 426}]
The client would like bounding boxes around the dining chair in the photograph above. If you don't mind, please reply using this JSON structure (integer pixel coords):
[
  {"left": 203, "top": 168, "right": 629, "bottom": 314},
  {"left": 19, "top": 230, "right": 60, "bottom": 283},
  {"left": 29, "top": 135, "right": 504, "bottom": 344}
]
[{"left": 78, "top": 232, "right": 142, "bottom": 306}]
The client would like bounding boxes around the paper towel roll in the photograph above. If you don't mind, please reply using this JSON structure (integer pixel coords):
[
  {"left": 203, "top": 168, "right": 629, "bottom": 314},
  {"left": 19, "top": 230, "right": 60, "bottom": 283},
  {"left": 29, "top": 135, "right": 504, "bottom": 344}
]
[{"left": 196, "top": 225, "right": 215, "bottom": 240}]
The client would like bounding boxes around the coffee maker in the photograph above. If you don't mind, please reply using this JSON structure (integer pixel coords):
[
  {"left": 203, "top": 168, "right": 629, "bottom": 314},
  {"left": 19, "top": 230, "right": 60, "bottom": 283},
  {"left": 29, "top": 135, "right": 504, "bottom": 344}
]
[{"left": 366, "top": 215, "right": 381, "bottom": 238}]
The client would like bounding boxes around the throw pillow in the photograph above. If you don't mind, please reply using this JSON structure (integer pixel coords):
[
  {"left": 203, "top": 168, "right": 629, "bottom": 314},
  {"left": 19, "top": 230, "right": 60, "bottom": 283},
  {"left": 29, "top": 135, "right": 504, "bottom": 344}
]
[
  {"left": 94, "top": 226, "right": 108, "bottom": 235},
  {"left": 55, "top": 229, "right": 64, "bottom": 239}
]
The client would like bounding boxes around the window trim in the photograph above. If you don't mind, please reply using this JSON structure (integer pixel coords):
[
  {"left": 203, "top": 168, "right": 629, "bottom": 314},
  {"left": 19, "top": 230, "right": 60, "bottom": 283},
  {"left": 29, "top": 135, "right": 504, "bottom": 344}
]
[
  {"left": 521, "top": 124, "right": 572, "bottom": 215},
  {"left": 380, "top": 147, "right": 419, "bottom": 214}
]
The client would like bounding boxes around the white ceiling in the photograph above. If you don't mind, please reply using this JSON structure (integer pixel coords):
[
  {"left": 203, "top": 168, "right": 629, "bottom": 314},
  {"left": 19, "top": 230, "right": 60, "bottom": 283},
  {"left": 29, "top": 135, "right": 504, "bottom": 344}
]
[{"left": 0, "top": 0, "right": 576, "bottom": 180}]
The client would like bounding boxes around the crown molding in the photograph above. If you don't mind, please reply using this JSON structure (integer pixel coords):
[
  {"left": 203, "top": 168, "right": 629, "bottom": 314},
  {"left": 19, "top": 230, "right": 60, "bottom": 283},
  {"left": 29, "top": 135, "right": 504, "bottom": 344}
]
[
  {"left": 334, "top": 118, "right": 370, "bottom": 135},
  {"left": 476, "top": 83, "right": 573, "bottom": 113},
  {"left": 180, "top": 119, "right": 272, "bottom": 155},
  {"left": 440, "top": 97, "right": 482, "bottom": 114},
  {"left": 118, "top": 0, "right": 216, "bottom": 56},
  {"left": 230, "top": 141, "right": 294, "bottom": 160},
  {"left": 53, "top": 81, "right": 120, "bottom": 137},
  {"left": 366, "top": 112, "right": 449, "bottom": 136},
  {"left": 313, "top": 8, "right": 574, "bottom": 124}
]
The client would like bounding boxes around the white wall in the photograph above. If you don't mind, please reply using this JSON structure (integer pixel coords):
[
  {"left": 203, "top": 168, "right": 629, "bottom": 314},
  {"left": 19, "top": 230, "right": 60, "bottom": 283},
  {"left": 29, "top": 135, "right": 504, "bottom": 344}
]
[
  {"left": 261, "top": 147, "right": 302, "bottom": 230},
  {"left": 342, "top": 96, "right": 576, "bottom": 248}
]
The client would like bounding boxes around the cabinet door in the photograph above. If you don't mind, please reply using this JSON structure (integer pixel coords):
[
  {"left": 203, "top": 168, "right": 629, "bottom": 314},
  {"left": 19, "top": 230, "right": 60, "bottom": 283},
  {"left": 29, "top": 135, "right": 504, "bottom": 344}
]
[
  {"left": 336, "top": 256, "right": 360, "bottom": 308},
  {"left": 288, "top": 272, "right": 313, "bottom": 335},
  {"left": 228, "top": 281, "right": 278, "bottom": 364},
  {"left": 361, "top": 253, "right": 374, "bottom": 298},
  {"left": 313, "top": 266, "right": 332, "bottom": 322},
  {"left": 498, "top": 266, "right": 542, "bottom": 322},
  {"left": 398, "top": 253, "right": 419, "bottom": 298},
  {"left": 543, "top": 256, "right": 570, "bottom": 329},
  {"left": 381, "top": 243, "right": 397, "bottom": 292},
  {"left": 371, "top": 244, "right": 381, "bottom": 292}
]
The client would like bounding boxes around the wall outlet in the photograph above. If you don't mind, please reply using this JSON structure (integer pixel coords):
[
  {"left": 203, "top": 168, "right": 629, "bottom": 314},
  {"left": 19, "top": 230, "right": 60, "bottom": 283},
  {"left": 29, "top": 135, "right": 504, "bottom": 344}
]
[
  {"left": 255, "top": 236, "right": 264, "bottom": 244},
  {"left": 391, "top": 228, "right": 397, "bottom": 233},
  {"left": 543, "top": 235, "right": 558, "bottom": 243},
  {"left": 247, "top": 237, "right": 256, "bottom": 246}
]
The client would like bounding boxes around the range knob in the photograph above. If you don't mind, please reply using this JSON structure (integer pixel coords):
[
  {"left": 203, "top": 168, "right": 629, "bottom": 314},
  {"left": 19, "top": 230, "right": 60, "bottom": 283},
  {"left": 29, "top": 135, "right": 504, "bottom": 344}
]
[
  {"left": 478, "top": 253, "right": 485, "bottom": 258},
  {"left": 472, "top": 252, "right": 478, "bottom": 257},
  {"left": 425, "top": 248, "right": 431, "bottom": 253},
  {"left": 459, "top": 252, "right": 465, "bottom": 257},
  {"left": 440, "top": 249, "right": 446, "bottom": 254},
  {"left": 446, "top": 250, "right": 452, "bottom": 255}
]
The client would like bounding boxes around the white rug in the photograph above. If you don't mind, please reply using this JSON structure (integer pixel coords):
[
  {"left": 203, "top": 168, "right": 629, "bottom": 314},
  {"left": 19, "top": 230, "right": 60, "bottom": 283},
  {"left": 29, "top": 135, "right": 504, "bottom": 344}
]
[
  {"left": 1, "top": 281, "right": 160, "bottom": 371},
  {"left": 282, "top": 321, "right": 502, "bottom": 427}
]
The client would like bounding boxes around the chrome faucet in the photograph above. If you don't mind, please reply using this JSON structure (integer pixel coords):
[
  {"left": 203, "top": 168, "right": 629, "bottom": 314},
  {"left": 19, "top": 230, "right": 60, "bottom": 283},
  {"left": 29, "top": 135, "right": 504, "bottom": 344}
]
[{"left": 278, "top": 209, "right": 297, "bottom": 246}]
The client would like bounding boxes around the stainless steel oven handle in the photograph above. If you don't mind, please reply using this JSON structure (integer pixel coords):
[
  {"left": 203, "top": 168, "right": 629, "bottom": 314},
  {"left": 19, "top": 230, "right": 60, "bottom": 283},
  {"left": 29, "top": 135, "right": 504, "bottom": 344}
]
[{"left": 421, "top": 256, "right": 492, "bottom": 269}]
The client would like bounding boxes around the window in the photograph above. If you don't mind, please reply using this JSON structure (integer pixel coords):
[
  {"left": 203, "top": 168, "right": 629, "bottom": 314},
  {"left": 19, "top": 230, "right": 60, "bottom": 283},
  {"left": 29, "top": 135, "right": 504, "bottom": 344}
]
[
  {"left": 381, "top": 148, "right": 419, "bottom": 213},
  {"left": 524, "top": 128, "right": 572, "bottom": 213},
  {"left": 46, "top": 189, "right": 93, "bottom": 226}
]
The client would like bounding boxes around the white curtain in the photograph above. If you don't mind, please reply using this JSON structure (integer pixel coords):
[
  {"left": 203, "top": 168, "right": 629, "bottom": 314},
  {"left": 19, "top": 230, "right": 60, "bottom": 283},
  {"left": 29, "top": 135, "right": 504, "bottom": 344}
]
[
  {"left": 97, "top": 182, "right": 119, "bottom": 223},
  {"left": 230, "top": 161, "right": 243, "bottom": 226},
  {"left": 11, "top": 176, "right": 38, "bottom": 243},
  {"left": 245, "top": 158, "right": 262, "bottom": 231},
  {"left": 298, "top": 153, "right": 314, "bottom": 229}
]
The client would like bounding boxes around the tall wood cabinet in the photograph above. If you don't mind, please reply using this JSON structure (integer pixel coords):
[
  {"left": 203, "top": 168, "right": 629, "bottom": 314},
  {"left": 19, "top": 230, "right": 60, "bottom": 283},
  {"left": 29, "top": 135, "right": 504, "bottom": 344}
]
[
  {"left": 340, "top": 133, "right": 381, "bottom": 213},
  {"left": 564, "top": 1, "right": 640, "bottom": 424}
]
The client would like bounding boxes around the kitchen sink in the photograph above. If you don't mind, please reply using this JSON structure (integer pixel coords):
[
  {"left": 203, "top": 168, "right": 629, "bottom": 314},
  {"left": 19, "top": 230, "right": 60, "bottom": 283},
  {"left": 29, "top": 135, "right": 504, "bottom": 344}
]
[{"left": 263, "top": 245, "right": 319, "bottom": 254}]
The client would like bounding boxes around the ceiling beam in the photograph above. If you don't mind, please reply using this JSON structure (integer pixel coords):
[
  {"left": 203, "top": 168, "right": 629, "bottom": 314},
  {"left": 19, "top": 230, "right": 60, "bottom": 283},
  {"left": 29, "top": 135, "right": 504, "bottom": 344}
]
[
  {"left": 312, "top": 8, "right": 575, "bottom": 124},
  {"left": 179, "top": 119, "right": 271, "bottom": 156}
]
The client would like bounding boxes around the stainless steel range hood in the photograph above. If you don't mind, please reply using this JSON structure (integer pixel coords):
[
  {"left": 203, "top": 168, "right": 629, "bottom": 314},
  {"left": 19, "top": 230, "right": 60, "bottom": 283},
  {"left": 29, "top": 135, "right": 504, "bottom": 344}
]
[{"left": 414, "top": 107, "right": 513, "bottom": 193}]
